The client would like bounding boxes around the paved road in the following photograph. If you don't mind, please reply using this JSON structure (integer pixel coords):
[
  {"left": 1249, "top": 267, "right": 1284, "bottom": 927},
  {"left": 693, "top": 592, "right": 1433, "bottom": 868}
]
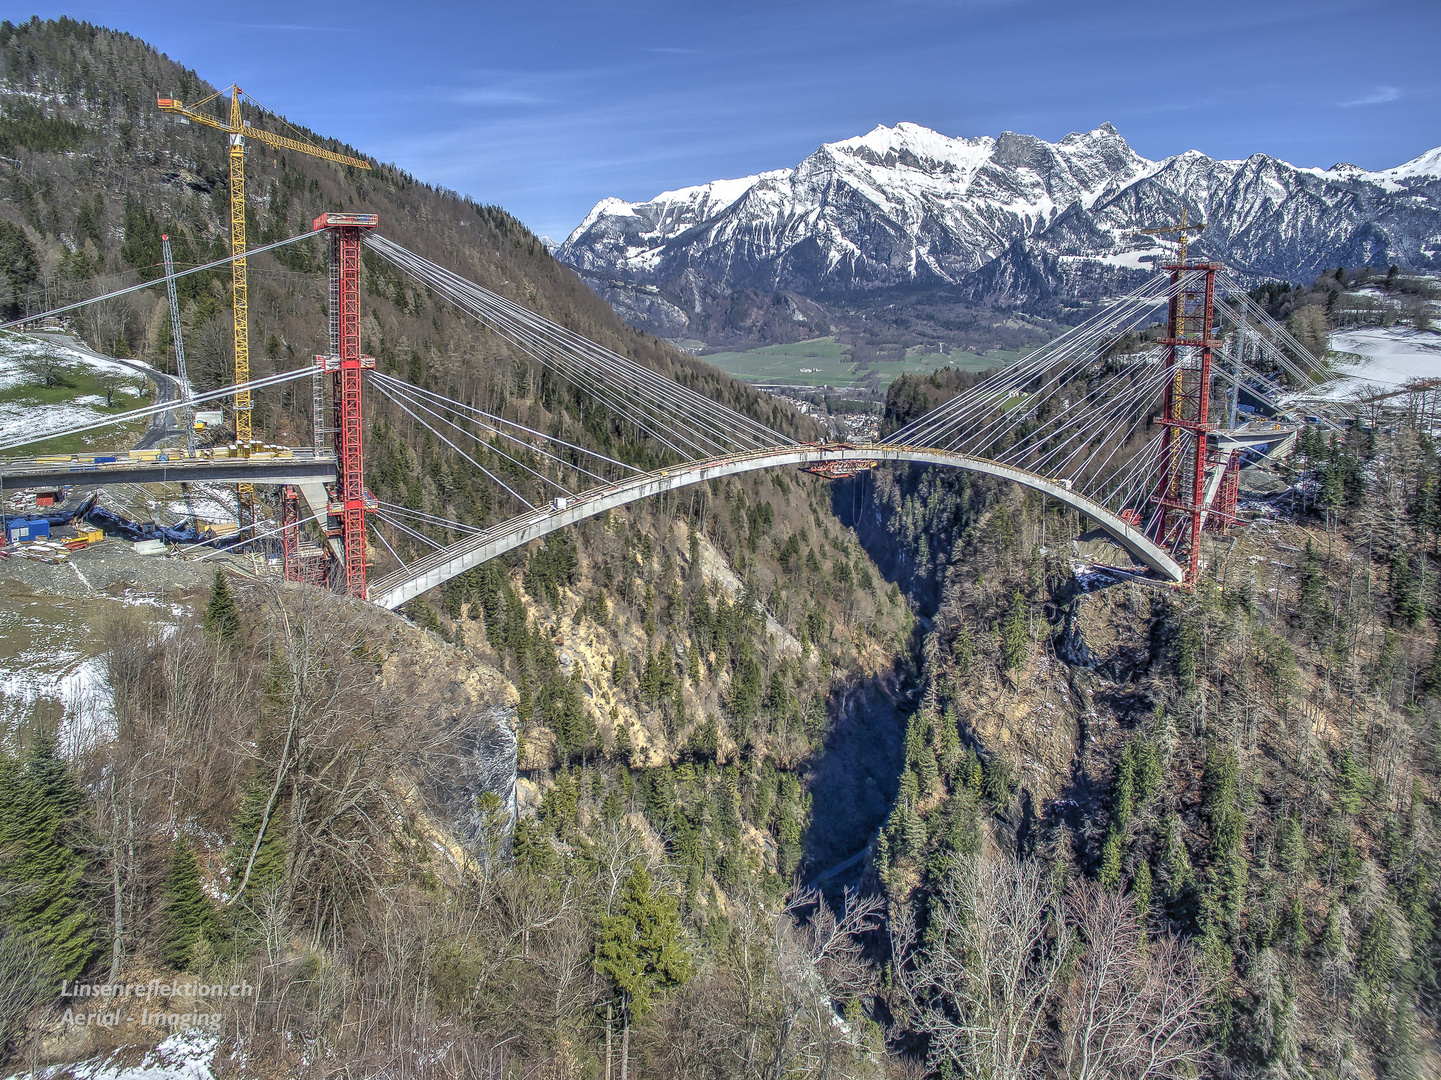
[{"left": 33, "top": 332, "right": 186, "bottom": 450}]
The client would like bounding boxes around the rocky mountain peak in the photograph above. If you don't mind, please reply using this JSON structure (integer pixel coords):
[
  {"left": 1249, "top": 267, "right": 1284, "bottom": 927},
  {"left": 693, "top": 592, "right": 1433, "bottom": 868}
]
[{"left": 556, "top": 122, "right": 1441, "bottom": 335}]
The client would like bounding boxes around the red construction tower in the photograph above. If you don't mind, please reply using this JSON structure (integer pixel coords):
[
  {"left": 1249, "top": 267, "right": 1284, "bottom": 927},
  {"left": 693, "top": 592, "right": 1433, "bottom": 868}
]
[
  {"left": 315, "top": 212, "right": 378, "bottom": 598},
  {"left": 1145, "top": 210, "right": 1219, "bottom": 583}
]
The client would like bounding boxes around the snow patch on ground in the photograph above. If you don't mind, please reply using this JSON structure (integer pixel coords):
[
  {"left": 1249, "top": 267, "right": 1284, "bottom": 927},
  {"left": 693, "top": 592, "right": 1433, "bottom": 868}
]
[
  {"left": 0, "top": 333, "right": 152, "bottom": 443},
  {"left": 4, "top": 1032, "right": 219, "bottom": 1080},
  {"left": 0, "top": 333, "right": 146, "bottom": 385},
  {"left": 1308, "top": 327, "right": 1441, "bottom": 400},
  {"left": 0, "top": 589, "right": 184, "bottom": 752}
]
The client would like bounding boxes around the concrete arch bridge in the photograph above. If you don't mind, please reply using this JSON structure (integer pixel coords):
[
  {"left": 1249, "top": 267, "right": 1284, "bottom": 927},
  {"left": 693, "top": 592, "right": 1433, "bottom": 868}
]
[{"left": 367, "top": 443, "right": 1186, "bottom": 610}]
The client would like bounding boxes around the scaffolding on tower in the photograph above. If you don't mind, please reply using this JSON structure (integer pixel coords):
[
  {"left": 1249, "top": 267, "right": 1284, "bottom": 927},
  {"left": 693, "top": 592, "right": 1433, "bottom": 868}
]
[
  {"left": 1139, "top": 209, "right": 1220, "bottom": 582},
  {"left": 313, "top": 212, "right": 378, "bottom": 598}
]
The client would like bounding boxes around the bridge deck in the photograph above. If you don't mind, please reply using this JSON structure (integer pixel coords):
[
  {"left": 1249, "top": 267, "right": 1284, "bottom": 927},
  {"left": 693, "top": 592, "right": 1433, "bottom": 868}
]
[
  {"left": 369, "top": 443, "right": 1187, "bottom": 610},
  {"left": 0, "top": 450, "right": 337, "bottom": 491}
]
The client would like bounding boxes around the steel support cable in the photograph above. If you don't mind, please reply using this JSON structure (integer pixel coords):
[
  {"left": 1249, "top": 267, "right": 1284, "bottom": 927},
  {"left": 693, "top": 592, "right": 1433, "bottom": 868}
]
[
  {"left": 904, "top": 285, "right": 1180, "bottom": 454},
  {"left": 1217, "top": 275, "right": 1332, "bottom": 386},
  {"left": 373, "top": 512, "right": 530, "bottom": 589},
  {"left": 378, "top": 511, "right": 446, "bottom": 552},
  {"left": 1201, "top": 319, "right": 1328, "bottom": 421},
  {"left": 888, "top": 273, "right": 1181, "bottom": 447},
  {"left": 1093, "top": 425, "right": 1160, "bottom": 507},
  {"left": 373, "top": 372, "right": 614, "bottom": 486},
  {"left": 376, "top": 500, "right": 483, "bottom": 535},
  {"left": 998, "top": 359, "right": 1168, "bottom": 474},
  {"left": 363, "top": 242, "right": 721, "bottom": 453},
  {"left": 948, "top": 279, "right": 1205, "bottom": 457},
  {"left": 0, "top": 230, "right": 321, "bottom": 330},
  {"left": 371, "top": 380, "right": 537, "bottom": 509},
  {"left": 365, "top": 236, "right": 784, "bottom": 454},
  {"left": 377, "top": 502, "right": 480, "bottom": 534},
  {"left": 1017, "top": 382, "right": 1160, "bottom": 496},
  {"left": 410, "top": 268, "right": 704, "bottom": 457},
  {"left": 923, "top": 271, "right": 1193, "bottom": 448},
  {"left": 372, "top": 371, "right": 644, "bottom": 477},
  {"left": 479, "top": 292, "right": 764, "bottom": 451},
  {"left": 1212, "top": 297, "right": 1349, "bottom": 425},
  {"left": 1066, "top": 378, "right": 1172, "bottom": 498},
  {"left": 1016, "top": 387, "right": 1154, "bottom": 493},
  {"left": 377, "top": 378, "right": 577, "bottom": 496},
  {"left": 1212, "top": 296, "right": 1316, "bottom": 388},
  {"left": 423, "top": 262, "right": 777, "bottom": 451},
  {"left": 0, "top": 364, "right": 317, "bottom": 451},
  {"left": 1031, "top": 363, "right": 1174, "bottom": 479},
  {"left": 1105, "top": 430, "right": 1169, "bottom": 504},
  {"left": 1106, "top": 435, "right": 1170, "bottom": 511},
  {"left": 374, "top": 509, "right": 445, "bottom": 551},
  {"left": 1068, "top": 378, "right": 1169, "bottom": 488},
  {"left": 436, "top": 283, "right": 738, "bottom": 457},
  {"left": 367, "top": 515, "right": 409, "bottom": 570},
  {"left": 941, "top": 336, "right": 1147, "bottom": 459},
  {"left": 1030, "top": 358, "right": 1171, "bottom": 478},
  {"left": 184, "top": 505, "right": 328, "bottom": 560}
]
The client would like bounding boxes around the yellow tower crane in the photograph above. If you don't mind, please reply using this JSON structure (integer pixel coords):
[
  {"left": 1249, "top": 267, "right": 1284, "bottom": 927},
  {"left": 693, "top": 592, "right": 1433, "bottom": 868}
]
[{"left": 157, "top": 85, "right": 371, "bottom": 529}]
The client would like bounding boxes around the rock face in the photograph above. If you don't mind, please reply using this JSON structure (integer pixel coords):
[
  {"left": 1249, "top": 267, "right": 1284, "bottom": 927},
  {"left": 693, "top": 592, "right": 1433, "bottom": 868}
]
[{"left": 557, "top": 122, "right": 1441, "bottom": 322}]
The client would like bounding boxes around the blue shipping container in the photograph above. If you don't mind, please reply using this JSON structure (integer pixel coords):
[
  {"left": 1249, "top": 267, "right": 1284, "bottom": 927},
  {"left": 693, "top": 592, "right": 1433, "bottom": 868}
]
[{"left": 7, "top": 519, "right": 51, "bottom": 543}]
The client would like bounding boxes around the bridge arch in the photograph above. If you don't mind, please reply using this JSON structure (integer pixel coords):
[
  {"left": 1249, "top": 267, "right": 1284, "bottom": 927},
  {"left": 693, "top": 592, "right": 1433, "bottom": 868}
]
[{"left": 367, "top": 444, "right": 1185, "bottom": 610}]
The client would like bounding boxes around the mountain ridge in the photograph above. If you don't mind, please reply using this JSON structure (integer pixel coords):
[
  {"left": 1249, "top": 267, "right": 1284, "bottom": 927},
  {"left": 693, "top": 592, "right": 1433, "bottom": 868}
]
[{"left": 557, "top": 121, "right": 1441, "bottom": 341}]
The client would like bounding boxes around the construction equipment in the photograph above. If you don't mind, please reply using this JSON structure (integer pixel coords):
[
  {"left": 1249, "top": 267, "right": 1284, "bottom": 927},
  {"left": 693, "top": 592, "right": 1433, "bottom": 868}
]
[
  {"left": 160, "top": 234, "right": 196, "bottom": 454},
  {"left": 1135, "top": 205, "right": 1205, "bottom": 265},
  {"left": 157, "top": 86, "right": 371, "bottom": 531}
]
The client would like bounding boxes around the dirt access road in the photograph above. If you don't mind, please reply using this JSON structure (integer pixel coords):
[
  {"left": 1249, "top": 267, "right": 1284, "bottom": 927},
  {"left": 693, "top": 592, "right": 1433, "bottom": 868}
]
[{"left": 33, "top": 331, "right": 187, "bottom": 450}]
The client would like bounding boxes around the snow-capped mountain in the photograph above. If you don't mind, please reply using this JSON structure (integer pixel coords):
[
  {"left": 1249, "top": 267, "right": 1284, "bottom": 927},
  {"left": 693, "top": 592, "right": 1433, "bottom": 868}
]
[{"left": 557, "top": 122, "right": 1441, "bottom": 327}]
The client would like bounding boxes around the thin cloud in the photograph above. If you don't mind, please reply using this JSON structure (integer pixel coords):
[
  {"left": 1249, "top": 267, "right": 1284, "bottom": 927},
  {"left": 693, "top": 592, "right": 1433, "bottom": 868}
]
[
  {"left": 447, "top": 88, "right": 549, "bottom": 107},
  {"left": 1341, "top": 85, "right": 1401, "bottom": 107}
]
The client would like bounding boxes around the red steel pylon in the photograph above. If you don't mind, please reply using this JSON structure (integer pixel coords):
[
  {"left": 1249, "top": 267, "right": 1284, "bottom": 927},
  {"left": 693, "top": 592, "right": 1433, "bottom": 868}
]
[
  {"left": 1150, "top": 260, "right": 1219, "bottom": 582},
  {"left": 1207, "top": 452, "right": 1241, "bottom": 532},
  {"left": 313, "top": 213, "right": 378, "bottom": 598}
]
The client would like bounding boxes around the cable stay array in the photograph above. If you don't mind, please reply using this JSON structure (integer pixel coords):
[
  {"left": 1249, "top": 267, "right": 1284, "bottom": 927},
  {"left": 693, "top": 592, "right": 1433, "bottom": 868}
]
[
  {"left": 0, "top": 199, "right": 1358, "bottom": 595},
  {"left": 362, "top": 234, "right": 793, "bottom": 461},
  {"left": 880, "top": 265, "right": 1344, "bottom": 537}
]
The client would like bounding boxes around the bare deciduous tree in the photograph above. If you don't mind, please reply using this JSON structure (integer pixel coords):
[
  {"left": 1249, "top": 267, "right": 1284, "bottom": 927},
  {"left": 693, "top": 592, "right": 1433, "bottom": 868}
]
[
  {"left": 891, "top": 854, "right": 1070, "bottom": 1080},
  {"left": 1058, "top": 880, "right": 1214, "bottom": 1080}
]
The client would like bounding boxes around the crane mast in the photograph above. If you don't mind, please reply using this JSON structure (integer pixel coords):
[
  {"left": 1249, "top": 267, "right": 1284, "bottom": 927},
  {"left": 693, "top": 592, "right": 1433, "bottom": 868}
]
[
  {"left": 227, "top": 91, "right": 253, "bottom": 525},
  {"left": 157, "top": 85, "right": 371, "bottom": 537},
  {"left": 160, "top": 234, "right": 196, "bottom": 454}
]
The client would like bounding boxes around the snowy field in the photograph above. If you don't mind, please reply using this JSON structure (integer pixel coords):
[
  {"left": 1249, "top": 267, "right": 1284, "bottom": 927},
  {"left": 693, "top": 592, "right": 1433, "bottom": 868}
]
[
  {"left": 0, "top": 332, "right": 154, "bottom": 448},
  {"left": 2, "top": 1033, "right": 218, "bottom": 1080},
  {"left": 0, "top": 590, "right": 114, "bottom": 749},
  {"left": 1311, "top": 327, "right": 1441, "bottom": 401}
]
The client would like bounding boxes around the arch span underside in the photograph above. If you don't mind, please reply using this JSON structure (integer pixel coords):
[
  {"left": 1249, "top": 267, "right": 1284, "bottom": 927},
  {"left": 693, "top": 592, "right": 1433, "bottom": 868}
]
[{"left": 367, "top": 444, "right": 1185, "bottom": 610}]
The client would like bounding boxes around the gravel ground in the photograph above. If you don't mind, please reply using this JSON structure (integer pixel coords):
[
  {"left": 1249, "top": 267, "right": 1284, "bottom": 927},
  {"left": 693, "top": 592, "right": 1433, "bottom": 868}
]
[{"left": 0, "top": 538, "right": 264, "bottom": 603}]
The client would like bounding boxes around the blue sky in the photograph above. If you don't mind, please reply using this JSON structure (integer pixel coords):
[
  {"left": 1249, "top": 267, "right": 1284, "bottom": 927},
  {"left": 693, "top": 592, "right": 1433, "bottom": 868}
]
[{"left": 26, "top": 1, "right": 1441, "bottom": 240}]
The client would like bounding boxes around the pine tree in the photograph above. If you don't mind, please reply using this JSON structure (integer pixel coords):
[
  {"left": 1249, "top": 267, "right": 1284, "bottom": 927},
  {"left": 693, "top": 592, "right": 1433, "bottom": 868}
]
[
  {"left": 203, "top": 570, "right": 240, "bottom": 641},
  {"left": 952, "top": 625, "right": 974, "bottom": 676},
  {"left": 156, "top": 837, "right": 214, "bottom": 969},
  {"left": 596, "top": 865, "right": 695, "bottom": 1080},
  {"left": 229, "top": 780, "right": 287, "bottom": 901},
  {"left": 0, "top": 733, "right": 98, "bottom": 983},
  {"left": 1099, "top": 829, "right": 1124, "bottom": 890}
]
